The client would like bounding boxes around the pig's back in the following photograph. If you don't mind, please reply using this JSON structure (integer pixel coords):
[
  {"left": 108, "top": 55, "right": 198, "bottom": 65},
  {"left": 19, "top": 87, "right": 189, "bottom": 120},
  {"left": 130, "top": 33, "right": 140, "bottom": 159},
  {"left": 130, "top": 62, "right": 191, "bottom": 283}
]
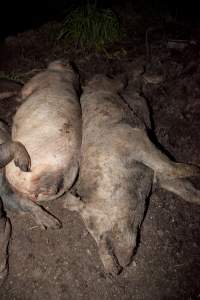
[{"left": 5, "top": 83, "right": 81, "bottom": 201}]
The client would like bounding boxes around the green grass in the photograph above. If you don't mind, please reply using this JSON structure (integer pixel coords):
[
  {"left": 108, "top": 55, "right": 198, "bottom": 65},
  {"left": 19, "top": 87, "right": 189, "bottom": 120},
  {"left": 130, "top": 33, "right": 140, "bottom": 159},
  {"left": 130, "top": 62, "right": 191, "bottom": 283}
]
[
  {"left": 58, "top": 2, "right": 122, "bottom": 51},
  {"left": 0, "top": 71, "right": 23, "bottom": 83}
]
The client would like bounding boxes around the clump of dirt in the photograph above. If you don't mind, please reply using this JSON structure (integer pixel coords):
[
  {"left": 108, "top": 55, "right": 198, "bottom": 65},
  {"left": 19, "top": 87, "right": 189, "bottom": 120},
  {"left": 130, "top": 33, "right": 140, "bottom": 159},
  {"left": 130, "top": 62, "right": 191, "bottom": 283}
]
[{"left": 0, "top": 20, "right": 200, "bottom": 300}]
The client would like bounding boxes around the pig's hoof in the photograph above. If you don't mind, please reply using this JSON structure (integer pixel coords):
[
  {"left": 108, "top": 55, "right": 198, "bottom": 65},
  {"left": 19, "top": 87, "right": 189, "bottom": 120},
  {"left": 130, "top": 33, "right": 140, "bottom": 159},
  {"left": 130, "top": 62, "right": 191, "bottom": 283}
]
[
  {"left": 14, "top": 142, "right": 31, "bottom": 172},
  {"left": 14, "top": 155, "right": 31, "bottom": 172},
  {"left": 34, "top": 210, "right": 62, "bottom": 230},
  {"left": 15, "top": 161, "right": 30, "bottom": 172}
]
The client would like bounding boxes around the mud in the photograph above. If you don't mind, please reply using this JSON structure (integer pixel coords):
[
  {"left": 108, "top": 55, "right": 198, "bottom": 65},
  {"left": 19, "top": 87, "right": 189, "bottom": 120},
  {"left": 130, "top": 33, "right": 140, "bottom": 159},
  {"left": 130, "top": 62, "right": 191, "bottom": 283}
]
[{"left": 0, "top": 22, "right": 199, "bottom": 299}]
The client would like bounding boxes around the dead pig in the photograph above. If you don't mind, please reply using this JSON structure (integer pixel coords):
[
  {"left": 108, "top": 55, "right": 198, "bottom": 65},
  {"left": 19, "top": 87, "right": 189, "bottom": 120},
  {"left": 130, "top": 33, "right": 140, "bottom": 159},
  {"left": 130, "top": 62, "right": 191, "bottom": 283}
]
[
  {"left": 63, "top": 74, "right": 200, "bottom": 275},
  {"left": 0, "top": 121, "right": 31, "bottom": 285},
  {"left": 5, "top": 61, "right": 81, "bottom": 229},
  {"left": 0, "top": 77, "right": 61, "bottom": 229}
]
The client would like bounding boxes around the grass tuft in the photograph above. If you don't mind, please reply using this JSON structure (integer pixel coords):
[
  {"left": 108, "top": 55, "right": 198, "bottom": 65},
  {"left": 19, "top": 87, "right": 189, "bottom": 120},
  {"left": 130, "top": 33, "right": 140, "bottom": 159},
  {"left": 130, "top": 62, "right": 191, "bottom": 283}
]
[{"left": 58, "top": 1, "right": 122, "bottom": 51}]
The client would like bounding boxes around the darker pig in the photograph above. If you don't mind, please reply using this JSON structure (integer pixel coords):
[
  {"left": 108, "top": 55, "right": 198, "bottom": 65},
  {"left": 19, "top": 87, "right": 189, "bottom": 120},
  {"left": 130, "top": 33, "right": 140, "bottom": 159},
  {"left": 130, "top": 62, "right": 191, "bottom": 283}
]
[
  {"left": 63, "top": 74, "right": 200, "bottom": 275},
  {"left": 0, "top": 121, "right": 31, "bottom": 285}
]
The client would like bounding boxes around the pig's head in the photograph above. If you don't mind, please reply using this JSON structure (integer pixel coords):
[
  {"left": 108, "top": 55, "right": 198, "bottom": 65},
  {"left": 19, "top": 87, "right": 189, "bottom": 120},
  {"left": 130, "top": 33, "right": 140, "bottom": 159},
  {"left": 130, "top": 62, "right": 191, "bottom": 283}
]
[
  {"left": 21, "top": 60, "right": 80, "bottom": 100},
  {"left": 48, "top": 60, "right": 75, "bottom": 73},
  {"left": 48, "top": 60, "right": 79, "bottom": 79},
  {"left": 63, "top": 193, "right": 137, "bottom": 275},
  {"left": 48, "top": 60, "right": 80, "bottom": 92},
  {"left": 109, "top": 221, "right": 137, "bottom": 268},
  {"left": 81, "top": 207, "right": 137, "bottom": 275}
]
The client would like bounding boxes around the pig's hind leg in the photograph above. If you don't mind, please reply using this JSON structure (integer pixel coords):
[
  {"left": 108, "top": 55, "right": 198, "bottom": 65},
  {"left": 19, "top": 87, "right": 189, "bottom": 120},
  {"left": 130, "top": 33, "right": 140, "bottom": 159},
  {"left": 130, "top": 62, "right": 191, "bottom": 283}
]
[
  {"left": 126, "top": 129, "right": 200, "bottom": 205},
  {"left": 0, "top": 175, "right": 62, "bottom": 230},
  {"left": 127, "top": 128, "right": 200, "bottom": 180},
  {"left": 159, "top": 177, "right": 200, "bottom": 205}
]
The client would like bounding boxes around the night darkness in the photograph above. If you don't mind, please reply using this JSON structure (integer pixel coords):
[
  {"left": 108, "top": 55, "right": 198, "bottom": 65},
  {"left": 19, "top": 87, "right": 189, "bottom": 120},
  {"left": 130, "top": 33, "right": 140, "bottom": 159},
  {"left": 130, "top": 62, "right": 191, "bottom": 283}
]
[
  {"left": 0, "top": 1, "right": 200, "bottom": 300},
  {"left": 1, "top": 0, "right": 200, "bottom": 37}
]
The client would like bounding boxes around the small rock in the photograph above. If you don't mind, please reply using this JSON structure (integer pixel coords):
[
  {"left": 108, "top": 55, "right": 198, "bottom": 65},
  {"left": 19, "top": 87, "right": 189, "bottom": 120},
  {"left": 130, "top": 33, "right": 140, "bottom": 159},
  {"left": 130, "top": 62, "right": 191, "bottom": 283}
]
[
  {"left": 157, "top": 229, "right": 164, "bottom": 238},
  {"left": 131, "top": 261, "right": 137, "bottom": 267}
]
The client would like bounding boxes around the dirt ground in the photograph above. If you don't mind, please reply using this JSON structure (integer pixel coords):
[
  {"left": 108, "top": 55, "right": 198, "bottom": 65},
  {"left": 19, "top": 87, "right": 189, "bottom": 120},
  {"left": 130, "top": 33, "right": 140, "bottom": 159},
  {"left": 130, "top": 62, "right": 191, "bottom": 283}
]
[{"left": 0, "top": 20, "right": 200, "bottom": 300}]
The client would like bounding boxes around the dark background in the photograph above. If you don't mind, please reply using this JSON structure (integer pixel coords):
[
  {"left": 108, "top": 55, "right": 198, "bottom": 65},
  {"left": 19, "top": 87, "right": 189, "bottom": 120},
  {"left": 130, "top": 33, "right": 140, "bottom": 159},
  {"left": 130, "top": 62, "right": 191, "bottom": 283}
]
[
  {"left": 0, "top": 0, "right": 199, "bottom": 38},
  {"left": 0, "top": 1, "right": 200, "bottom": 299}
]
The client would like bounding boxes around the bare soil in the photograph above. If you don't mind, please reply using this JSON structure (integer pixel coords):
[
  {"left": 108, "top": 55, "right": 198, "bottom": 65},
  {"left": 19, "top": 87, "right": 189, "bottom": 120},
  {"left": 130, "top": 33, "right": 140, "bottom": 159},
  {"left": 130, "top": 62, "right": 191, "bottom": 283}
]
[{"left": 0, "top": 21, "right": 200, "bottom": 300}]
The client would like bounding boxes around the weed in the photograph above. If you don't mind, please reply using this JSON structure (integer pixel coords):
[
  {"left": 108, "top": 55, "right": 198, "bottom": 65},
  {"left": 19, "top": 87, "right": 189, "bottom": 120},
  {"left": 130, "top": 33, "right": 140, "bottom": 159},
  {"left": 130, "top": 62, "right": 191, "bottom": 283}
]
[
  {"left": 0, "top": 71, "right": 24, "bottom": 84},
  {"left": 58, "top": 1, "right": 122, "bottom": 51}
]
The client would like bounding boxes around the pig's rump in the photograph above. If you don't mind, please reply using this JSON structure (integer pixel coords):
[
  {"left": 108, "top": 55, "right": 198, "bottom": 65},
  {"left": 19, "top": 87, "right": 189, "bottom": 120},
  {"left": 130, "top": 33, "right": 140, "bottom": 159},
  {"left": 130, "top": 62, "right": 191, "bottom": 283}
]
[{"left": 5, "top": 92, "right": 80, "bottom": 202}]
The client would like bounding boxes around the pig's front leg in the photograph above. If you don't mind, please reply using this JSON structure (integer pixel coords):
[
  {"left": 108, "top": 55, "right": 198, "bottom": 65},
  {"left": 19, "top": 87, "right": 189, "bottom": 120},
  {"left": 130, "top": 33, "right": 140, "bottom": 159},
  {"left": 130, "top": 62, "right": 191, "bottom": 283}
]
[
  {"left": 0, "top": 199, "right": 11, "bottom": 286},
  {"left": 17, "top": 197, "right": 62, "bottom": 230}
]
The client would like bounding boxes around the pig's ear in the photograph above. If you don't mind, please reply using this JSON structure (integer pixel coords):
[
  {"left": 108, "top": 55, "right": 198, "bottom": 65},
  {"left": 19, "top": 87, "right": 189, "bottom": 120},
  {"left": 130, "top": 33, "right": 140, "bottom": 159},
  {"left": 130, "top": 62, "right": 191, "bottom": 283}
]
[
  {"left": 62, "top": 192, "right": 84, "bottom": 212},
  {"left": 48, "top": 60, "right": 65, "bottom": 71},
  {"left": 48, "top": 60, "right": 77, "bottom": 74}
]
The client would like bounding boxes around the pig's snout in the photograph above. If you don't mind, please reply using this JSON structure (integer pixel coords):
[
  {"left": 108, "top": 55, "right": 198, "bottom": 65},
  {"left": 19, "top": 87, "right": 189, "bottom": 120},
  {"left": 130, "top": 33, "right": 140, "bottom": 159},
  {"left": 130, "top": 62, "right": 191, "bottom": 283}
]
[{"left": 98, "top": 228, "right": 136, "bottom": 275}]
